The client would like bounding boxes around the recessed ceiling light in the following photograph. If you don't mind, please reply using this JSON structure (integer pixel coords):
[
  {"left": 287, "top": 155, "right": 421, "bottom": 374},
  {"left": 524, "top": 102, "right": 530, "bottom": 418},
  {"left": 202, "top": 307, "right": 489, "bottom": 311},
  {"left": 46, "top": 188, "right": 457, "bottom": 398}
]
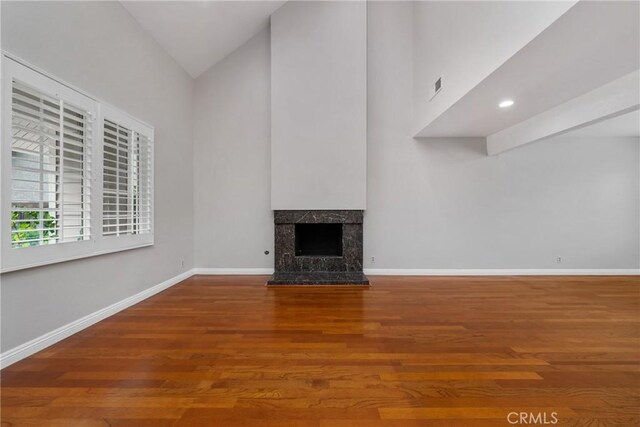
[{"left": 499, "top": 99, "right": 514, "bottom": 108}]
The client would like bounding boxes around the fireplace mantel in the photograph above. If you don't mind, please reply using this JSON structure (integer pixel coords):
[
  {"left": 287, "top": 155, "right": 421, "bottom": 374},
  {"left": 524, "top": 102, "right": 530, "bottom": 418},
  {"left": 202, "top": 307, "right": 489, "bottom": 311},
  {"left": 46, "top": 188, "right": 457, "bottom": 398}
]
[{"left": 267, "top": 210, "right": 369, "bottom": 285}]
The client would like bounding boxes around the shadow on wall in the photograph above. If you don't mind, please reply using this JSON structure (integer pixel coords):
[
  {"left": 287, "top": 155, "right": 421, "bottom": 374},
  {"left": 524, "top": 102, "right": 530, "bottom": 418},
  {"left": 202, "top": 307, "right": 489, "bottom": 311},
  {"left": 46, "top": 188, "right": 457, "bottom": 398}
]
[{"left": 414, "top": 137, "right": 488, "bottom": 158}]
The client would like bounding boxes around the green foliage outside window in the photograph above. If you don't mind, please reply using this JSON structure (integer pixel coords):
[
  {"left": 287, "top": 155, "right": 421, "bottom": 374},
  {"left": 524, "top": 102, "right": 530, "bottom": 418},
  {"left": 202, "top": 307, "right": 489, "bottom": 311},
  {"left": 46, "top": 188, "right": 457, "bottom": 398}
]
[{"left": 11, "top": 210, "right": 57, "bottom": 247}]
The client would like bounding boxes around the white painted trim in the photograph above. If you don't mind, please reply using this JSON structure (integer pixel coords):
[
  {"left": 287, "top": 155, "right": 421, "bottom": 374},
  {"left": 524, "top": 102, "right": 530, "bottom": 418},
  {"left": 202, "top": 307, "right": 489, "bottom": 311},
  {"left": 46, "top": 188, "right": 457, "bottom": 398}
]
[
  {"left": 193, "top": 268, "right": 274, "bottom": 275},
  {"left": 0, "top": 269, "right": 194, "bottom": 369},
  {"left": 364, "top": 269, "right": 640, "bottom": 276},
  {"left": 193, "top": 267, "right": 639, "bottom": 276},
  {"left": 0, "top": 243, "right": 153, "bottom": 274}
]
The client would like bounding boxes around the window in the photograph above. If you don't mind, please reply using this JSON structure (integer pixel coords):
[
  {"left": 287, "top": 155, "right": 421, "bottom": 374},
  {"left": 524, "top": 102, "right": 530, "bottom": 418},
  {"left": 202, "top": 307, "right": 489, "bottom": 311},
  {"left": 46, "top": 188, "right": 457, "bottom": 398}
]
[
  {"left": 101, "top": 113, "right": 152, "bottom": 237},
  {"left": 10, "top": 80, "right": 92, "bottom": 248},
  {"left": 1, "top": 56, "right": 154, "bottom": 272}
]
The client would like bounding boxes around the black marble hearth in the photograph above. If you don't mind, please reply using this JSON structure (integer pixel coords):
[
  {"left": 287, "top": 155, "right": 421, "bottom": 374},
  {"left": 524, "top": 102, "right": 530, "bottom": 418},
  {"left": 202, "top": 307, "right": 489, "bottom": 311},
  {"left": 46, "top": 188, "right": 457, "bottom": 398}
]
[{"left": 267, "top": 210, "right": 369, "bottom": 285}]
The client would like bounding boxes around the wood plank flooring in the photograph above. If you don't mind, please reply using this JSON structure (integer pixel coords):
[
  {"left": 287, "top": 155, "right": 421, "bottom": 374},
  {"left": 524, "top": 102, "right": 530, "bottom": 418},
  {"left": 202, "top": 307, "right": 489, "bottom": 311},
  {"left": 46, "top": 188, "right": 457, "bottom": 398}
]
[{"left": 2, "top": 275, "right": 639, "bottom": 426}]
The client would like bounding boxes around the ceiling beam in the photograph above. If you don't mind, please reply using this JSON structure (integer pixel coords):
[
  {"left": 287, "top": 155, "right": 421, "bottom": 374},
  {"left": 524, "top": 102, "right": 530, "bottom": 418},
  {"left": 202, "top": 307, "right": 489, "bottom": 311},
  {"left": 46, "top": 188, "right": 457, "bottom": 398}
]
[{"left": 486, "top": 70, "right": 640, "bottom": 156}]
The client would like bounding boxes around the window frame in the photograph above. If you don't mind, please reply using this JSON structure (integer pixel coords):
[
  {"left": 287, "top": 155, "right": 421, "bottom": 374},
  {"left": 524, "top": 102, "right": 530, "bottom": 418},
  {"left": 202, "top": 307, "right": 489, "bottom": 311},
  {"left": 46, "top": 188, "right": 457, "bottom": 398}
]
[
  {"left": 1, "top": 54, "right": 154, "bottom": 273},
  {"left": 98, "top": 104, "right": 154, "bottom": 253}
]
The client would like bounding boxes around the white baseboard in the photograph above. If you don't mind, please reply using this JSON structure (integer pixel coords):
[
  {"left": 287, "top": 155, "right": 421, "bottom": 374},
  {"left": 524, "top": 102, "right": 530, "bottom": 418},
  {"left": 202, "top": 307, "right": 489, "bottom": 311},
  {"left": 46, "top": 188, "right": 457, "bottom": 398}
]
[
  {"left": 193, "top": 268, "right": 274, "bottom": 275},
  {"left": 193, "top": 267, "right": 639, "bottom": 276},
  {"left": 0, "top": 269, "right": 195, "bottom": 369},
  {"left": 192, "top": 267, "right": 639, "bottom": 276},
  {"left": 363, "top": 268, "right": 640, "bottom": 276}
]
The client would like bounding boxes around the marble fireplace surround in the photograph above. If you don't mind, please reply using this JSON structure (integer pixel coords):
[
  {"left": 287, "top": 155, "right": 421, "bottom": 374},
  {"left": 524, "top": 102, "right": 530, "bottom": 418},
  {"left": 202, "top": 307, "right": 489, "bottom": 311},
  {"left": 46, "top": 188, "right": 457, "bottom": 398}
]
[{"left": 267, "top": 210, "right": 369, "bottom": 285}]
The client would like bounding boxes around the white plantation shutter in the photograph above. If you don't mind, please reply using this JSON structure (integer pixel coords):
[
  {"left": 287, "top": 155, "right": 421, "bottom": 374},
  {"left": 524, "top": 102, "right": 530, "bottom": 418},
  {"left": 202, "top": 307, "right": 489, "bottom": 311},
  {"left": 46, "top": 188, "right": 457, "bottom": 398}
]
[
  {"left": 61, "top": 102, "right": 93, "bottom": 242},
  {"left": 134, "top": 132, "right": 153, "bottom": 235},
  {"left": 102, "top": 117, "right": 153, "bottom": 237},
  {"left": 2, "top": 57, "right": 154, "bottom": 273},
  {"left": 102, "top": 119, "right": 131, "bottom": 236},
  {"left": 10, "top": 79, "right": 92, "bottom": 247}
]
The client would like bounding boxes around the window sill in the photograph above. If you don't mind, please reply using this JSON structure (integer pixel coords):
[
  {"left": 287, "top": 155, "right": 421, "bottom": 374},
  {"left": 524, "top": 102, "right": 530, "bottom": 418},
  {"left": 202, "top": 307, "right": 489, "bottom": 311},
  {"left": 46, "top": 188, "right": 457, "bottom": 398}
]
[{"left": 0, "top": 241, "right": 153, "bottom": 274}]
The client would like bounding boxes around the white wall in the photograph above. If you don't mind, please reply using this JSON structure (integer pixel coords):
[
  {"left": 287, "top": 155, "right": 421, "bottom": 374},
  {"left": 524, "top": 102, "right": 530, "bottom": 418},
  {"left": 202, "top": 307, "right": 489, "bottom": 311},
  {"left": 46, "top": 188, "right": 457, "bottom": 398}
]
[
  {"left": 367, "top": 135, "right": 639, "bottom": 270},
  {"left": 369, "top": 1, "right": 639, "bottom": 270},
  {"left": 192, "top": 1, "right": 639, "bottom": 272},
  {"left": 193, "top": 29, "right": 273, "bottom": 269},
  {"left": 271, "top": 1, "right": 367, "bottom": 210},
  {"left": 1, "top": 1, "right": 194, "bottom": 351},
  {"left": 413, "top": 1, "right": 575, "bottom": 136}
]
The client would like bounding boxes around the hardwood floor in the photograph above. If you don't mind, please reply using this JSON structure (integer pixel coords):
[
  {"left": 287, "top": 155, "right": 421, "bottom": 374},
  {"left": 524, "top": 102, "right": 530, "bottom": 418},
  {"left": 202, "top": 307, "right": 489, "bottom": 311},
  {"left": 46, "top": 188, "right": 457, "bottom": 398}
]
[{"left": 2, "top": 275, "right": 639, "bottom": 426}]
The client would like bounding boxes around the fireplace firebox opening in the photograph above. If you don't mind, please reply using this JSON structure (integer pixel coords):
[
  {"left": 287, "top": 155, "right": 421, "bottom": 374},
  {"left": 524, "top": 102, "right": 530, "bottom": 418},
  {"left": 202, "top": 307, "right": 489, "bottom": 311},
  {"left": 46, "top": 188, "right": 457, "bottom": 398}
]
[
  {"left": 295, "top": 223, "right": 343, "bottom": 257},
  {"left": 268, "top": 210, "right": 368, "bottom": 285}
]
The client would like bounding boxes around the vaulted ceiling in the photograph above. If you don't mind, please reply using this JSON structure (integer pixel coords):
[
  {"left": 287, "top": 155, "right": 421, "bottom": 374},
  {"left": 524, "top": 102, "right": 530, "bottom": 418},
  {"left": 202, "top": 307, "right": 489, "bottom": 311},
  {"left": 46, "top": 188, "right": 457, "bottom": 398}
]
[
  {"left": 416, "top": 0, "right": 640, "bottom": 138},
  {"left": 121, "top": 0, "right": 639, "bottom": 146},
  {"left": 120, "top": 1, "right": 286, "bottom": 78}
]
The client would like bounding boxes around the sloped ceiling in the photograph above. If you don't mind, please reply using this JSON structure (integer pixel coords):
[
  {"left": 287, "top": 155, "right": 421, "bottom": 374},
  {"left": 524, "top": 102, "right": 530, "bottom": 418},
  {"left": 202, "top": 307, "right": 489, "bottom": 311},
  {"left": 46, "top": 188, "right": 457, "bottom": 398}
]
[
  {"left": 416, "top": 0, "right": 640, "bottom": 138},
  {"left": 120, "top": 1, "right": 286, "bottom": 78}
]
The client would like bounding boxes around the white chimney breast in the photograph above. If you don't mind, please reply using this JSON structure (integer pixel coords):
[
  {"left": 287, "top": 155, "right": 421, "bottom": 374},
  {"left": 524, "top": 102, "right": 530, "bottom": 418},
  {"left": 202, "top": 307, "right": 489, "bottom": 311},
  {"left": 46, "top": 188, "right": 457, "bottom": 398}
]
[{"left": 270, "top": 1, "right": 367, "bottom": 210}]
